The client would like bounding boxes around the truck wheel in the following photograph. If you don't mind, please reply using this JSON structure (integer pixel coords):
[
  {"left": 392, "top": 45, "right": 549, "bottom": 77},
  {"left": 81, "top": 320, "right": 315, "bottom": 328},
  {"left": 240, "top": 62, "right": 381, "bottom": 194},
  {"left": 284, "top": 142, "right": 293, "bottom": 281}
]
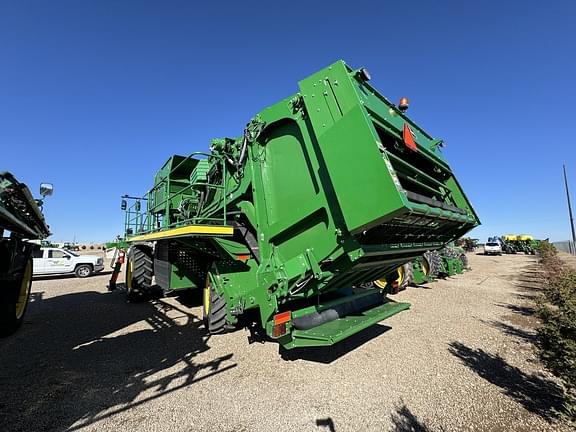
[
  {"left": 203, "top": 275, "right": 229, "bottom": 334},
  {"left": 0, "top": 257, "right": 33, "bottom": 336},
  {"left": 75, "top": 264, "right": 93, "bottom": 278},
  {"left": 126, "top": 245, "right": 153, "bottom": 301}
]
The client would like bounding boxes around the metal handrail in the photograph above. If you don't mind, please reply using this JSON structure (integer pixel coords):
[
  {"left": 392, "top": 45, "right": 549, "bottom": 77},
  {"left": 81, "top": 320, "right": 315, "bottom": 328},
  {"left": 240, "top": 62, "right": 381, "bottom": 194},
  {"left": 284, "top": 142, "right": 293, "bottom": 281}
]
[
  {"left": 123, "top": 151, "right": 230, "bottom": 237},
  {"left": 146, "top": 151, "right": 220, "bottom": 195}
]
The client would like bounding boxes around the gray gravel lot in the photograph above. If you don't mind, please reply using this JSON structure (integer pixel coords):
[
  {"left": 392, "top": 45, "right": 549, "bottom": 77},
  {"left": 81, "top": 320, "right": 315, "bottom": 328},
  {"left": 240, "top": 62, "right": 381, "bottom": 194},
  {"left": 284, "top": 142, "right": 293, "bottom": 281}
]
[{"left": 0, "top": 253, "right": 571, "bottom": 432}]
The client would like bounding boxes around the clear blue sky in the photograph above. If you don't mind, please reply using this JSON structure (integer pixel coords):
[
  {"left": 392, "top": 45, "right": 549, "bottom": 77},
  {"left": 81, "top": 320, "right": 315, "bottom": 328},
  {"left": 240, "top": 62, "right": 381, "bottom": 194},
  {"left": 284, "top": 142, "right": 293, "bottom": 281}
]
[{"left": 1, "top": 1, "right": 575, "bottom": 243}]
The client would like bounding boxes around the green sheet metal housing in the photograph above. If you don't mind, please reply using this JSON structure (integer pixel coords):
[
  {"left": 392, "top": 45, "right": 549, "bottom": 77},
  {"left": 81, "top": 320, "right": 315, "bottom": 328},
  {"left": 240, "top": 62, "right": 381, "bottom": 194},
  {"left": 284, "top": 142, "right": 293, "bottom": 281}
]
[{"left": 123, "top": 60, "right": 480, "bottom": 348}]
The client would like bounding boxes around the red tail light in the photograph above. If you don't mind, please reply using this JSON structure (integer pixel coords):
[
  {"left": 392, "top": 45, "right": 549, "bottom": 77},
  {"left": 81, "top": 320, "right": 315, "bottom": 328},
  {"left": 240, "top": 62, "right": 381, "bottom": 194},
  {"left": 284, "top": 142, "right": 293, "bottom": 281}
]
[
  {"left": 272, "top": 323, "right": 287, "bottom": 338},
  {"left": 272, "top": 311, "right": 291, "bottom": 338},
  {"left": 403, "top": 123, "right": 417, "bottom": 152},
  {"left": 274, "top": 311, "right": 291, "bottom": 325}
]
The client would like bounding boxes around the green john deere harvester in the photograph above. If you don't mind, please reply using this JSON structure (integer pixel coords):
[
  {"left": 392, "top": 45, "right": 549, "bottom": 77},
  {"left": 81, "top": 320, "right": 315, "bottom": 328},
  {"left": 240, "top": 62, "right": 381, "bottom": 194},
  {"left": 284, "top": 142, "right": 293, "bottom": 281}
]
[
  {"left": 0, "top": 173, "right": 52, "bottom": 335},
  {"left": 120, "top": 60, "right": 479, "bottom": 349}
]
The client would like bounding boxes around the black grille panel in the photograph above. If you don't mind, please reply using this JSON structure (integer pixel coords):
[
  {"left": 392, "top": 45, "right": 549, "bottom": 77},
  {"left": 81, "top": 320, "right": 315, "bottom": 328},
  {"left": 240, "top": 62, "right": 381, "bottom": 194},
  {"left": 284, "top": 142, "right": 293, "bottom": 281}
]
[
  {"left": 359, "top": 214, "right": 462, "bottom": 245},
  {"left": 154, "top": 240, "right": 212, "bottom": 290}
]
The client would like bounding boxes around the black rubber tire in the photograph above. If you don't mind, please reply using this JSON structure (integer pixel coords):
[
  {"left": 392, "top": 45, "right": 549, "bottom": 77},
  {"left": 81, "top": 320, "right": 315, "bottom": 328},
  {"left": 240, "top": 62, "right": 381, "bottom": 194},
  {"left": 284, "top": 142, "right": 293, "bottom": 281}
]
[
  {"left": 0, "top": 257, "right": 33, "bottom": 337},
  {"left": 459, "top": 253, "right": 469, "bottom": 269},
  {"left": 398, "top": 262, "right": 414, "bottom": 290},
  {"left": 126, "top": 245, "right": 153, "bottom": 301},
  {"left": 422, "top": 250, "right": 442, "bottom": 278},
  {"left": 203, "top": 275, "right": 230, "bottom": 334},
  {"left": 75, "top": 264, "right": 93, "bottom": 278}
]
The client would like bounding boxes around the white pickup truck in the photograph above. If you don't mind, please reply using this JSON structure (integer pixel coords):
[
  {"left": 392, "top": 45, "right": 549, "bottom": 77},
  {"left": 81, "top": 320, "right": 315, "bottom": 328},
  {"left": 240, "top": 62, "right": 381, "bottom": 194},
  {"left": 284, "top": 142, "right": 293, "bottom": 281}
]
[
  {"left": 484, "top": 241, "right": 503, "bottom": 256},
  {"left": 32, "top": 248, "right": 104, "bottom": 278}
]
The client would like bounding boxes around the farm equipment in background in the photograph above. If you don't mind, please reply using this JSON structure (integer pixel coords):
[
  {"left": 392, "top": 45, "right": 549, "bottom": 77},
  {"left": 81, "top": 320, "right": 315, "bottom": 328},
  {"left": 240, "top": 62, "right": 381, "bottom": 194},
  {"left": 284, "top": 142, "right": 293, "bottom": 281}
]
[
  {"left": 374, "top": 250, "right": 442, "bottom": 293},
  {"left": 119, "top": 60, "right": 479, "bottom": 349},
  {"left": 515, "top": 235, "right": 537, "bottom": 255},
  {"left": 40, "top": 240, "right": 59, "bottom": 248},
  {"left": 62, "top": 242, "right": 80, "bottom": 251},
  {"left": 491, "top": 235, "right": 514, "bottom": 254},
  {"left": 411, "top": 252, "right": 441, "bottom": 284},
  {"left": 437, "top": 244, "right": 469, "bottom": 276},
  {"left": 499, "top": 234, "right": 539, "bottom": 255},
  {"left": 500, "top": 235, "right": 518, "bottom": 253},
  {"left": 376, "top": 243, "right": 471, "bottom": 294},
  {"left": 376, "top": 242, "right": 471, "bottom": 294},
  {"left": 457, "top": 237, "right": 478, "bottom": 252},
  {"left": 0, "top": 173, "right": 52, "bottom": 335}
]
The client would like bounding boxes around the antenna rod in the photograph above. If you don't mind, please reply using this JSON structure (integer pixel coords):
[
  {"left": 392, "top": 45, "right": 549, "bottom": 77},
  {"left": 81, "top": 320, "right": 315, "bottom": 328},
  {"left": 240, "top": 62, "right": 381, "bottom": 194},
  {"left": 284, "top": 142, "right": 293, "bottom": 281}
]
[{"left": 563, "top": 164, "right": 576, "bottom": 244}]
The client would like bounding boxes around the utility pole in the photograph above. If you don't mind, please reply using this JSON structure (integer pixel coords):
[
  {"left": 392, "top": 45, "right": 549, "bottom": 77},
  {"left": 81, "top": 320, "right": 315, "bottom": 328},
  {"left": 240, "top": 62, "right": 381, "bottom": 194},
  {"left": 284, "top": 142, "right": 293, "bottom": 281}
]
[{"left": 563, "top": 164, "right": 576, "bottom": 247}]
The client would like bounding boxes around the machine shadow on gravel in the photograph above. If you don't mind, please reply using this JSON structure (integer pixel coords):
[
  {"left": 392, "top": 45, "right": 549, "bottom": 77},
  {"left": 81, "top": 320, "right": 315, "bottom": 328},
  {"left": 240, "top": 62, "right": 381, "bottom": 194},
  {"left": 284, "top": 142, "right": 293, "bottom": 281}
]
[
  {"left": 315, "top": 417, "right": 336, "bottom": 432},
  {"left": 389, "top": 404, "right": 431, "bottom": 432},
  {"left": 495, "top": 302, "right": 537, "bottom": 317},
  {"left": 448, "top": 342, "right": 564, "bottom": 420},
  {"left": 0, "top": 287, "right": 236, "bottom": 432},
  {"left": 483, "top": 320, "right": 536, "bottom": 343},
  {"left": 174, "top": 290, "right": 393, "bottom": 365}
]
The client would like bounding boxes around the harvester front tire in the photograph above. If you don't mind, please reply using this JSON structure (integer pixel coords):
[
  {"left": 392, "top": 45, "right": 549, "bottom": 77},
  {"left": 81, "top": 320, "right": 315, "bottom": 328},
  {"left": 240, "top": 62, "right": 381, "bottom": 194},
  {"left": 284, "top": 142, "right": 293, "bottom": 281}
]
[
  {"left": 422, "top": 251, "right": 441, "bottom": 278},
  {"left": 396, "top": 262, "right": 414, "bottom": 292},
  {"left": 203, "top": 276, "right": 230, "bottom": 334},
  {"left": 0, "top": 257, "right": 33, "bottom": 337},
  {"left": 126, "top": 245, "right": 153, "bottom": 302},
  {"left": 373, "top": 262, "right": 413, "bottom": 294}
]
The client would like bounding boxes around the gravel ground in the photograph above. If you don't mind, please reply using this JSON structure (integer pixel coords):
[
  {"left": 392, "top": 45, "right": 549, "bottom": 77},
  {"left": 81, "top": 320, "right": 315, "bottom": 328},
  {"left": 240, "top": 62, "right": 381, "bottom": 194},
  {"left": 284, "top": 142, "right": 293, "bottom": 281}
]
[{"left": 0, "top": 253, "right": 571, "bottom": 432}]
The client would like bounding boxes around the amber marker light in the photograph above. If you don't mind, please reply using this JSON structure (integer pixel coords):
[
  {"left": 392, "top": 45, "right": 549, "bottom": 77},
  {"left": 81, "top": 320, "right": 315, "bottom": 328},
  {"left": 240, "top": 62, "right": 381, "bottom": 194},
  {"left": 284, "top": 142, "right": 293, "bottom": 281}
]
[{"left": 399, "top": 97, "right": 409, "bottom": 112}]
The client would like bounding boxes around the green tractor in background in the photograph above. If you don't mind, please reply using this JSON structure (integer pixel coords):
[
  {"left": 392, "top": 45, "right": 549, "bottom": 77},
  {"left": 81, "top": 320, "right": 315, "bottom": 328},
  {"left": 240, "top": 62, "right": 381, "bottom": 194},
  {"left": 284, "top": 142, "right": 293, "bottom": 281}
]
[
  {"left": 457, "top": 237, "right": 478, "bottom": 252},
  {"left": 499, "top": 235, "right": 518, "bottom": 254},
  {"left": 501, "top": 234, "right": 539, "bottom": 255},
  {"left": 437, "top": 244, "right": 469, "bottom": 276},
  {"left": 375, "top": 244, "right": 469, "bottom": 295},
  {"left": 515, "top": 235, "right": 537, "bottom": 255}
]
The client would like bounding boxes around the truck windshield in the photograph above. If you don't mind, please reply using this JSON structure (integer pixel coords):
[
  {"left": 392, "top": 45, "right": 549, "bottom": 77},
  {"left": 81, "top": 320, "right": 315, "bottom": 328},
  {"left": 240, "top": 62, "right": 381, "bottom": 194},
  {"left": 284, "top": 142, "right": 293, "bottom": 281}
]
[{"left": 64, "top": 250, "right": 80, "bottom": 257}]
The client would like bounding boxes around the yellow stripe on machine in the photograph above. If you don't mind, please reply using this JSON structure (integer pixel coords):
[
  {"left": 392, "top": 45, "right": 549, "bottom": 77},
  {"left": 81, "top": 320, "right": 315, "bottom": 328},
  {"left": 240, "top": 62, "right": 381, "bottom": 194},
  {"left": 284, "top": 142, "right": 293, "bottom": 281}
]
[{"left": 128, "top": 225, "right": 234, "bottom": 242}]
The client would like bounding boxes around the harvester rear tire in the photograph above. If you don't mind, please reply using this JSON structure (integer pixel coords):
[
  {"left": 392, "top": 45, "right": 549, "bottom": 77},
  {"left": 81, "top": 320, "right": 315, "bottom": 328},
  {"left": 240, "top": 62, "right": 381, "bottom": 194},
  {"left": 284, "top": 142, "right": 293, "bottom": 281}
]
[
  {"left": 422, "top": 251, "right": 441, "bottom": 278},
  {"left": 203, "top": 276, "right": 229, "bottom": 334},
  {"left": 126, "top": 245, "right": 153, "bottom": 302},
  {"left": 0, "top": 257, "right": 33, "bottom": 337}
]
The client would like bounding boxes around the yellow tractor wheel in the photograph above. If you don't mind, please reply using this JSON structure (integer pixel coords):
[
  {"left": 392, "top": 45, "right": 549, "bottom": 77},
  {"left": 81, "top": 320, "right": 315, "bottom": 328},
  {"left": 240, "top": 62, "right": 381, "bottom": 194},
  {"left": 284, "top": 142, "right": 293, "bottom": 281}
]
[
  {"left": 202, "top": 272, "right": 229, "bottom": 334},
  {"left": 0, "top": 257, "right": 33, "bottom": 336},
  {"left": 374, "top": 262, "right": 413, "bottom": 294}
]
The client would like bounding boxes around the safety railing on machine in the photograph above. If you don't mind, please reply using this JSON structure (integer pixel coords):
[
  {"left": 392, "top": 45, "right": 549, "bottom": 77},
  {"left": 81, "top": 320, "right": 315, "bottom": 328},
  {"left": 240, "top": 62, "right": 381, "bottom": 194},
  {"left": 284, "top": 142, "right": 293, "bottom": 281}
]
[{"left": 121, "top": 151, "right": 229, "bottom": 238}]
